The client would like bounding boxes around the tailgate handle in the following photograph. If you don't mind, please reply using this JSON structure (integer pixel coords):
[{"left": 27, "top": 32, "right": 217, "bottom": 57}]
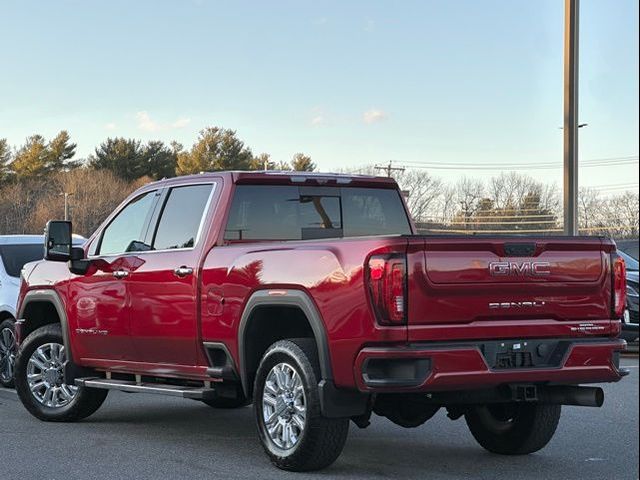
[{"left": 504, "top": 243, "right": 536, "bottom": 257}]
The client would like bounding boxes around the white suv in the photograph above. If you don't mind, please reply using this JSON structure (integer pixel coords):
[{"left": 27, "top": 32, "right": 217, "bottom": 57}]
[{"left": 0, "top": 235, "right": 84, "bottom": 387}]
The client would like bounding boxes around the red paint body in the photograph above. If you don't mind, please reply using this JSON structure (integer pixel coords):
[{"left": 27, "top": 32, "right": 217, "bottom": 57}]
[{"left": 18, "top": 172, "right": 626, "bottom": 393}]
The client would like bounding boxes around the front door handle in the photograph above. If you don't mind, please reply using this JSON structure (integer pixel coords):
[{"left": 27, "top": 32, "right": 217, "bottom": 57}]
[
  {"left": 174, "top": 266, "right": 194, "bottom": 278},
  {"left": 113, "top": 270, "right": 129, "bottom": 279}
]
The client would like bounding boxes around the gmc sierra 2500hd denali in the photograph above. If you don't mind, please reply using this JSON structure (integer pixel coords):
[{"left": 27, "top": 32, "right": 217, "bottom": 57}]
[{"left": 14, "top": 171, "right": 628, "bottom": 471}]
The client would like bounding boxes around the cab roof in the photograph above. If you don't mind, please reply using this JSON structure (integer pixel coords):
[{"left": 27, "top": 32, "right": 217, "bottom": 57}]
[{"left": 149, "top": 170, "right": 399, "bottom": 188}]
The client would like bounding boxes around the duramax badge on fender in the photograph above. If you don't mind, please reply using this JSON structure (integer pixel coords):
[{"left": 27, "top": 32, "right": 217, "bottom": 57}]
[{"left": 13, "top": 171, "right": 629, "bottom": 472}]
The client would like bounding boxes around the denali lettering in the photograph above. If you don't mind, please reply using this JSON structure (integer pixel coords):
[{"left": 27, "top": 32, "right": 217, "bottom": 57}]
[
  {"left": 489, "top": 261, "right": 551, "bottom": 276},
  {"left": 75, "top": 328, "right": 109, "bottom": 336},
  {"left": 489, "top": 301, "right": 546, "bottom": 309}
]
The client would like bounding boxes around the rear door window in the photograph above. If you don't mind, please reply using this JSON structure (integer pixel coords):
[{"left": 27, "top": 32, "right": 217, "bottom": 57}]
[{"left": 152, "top": 184, "right": 214, "bottom": 250}]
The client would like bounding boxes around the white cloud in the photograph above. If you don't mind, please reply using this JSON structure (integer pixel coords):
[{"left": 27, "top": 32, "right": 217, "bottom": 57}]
[
  {"left": 136, "top": 111, "right": 191, "bottom": 132},
  {"left": 136, "top": 111, "right": 160, "bottom": 132},
  {"left": 171, "top": 116, "right": 191, "bottom": 128},
  {"left": 363, "top": 108, "right": 387, "bottom": 124},
  {"left": 309, "top": 107, "right": 328, "bottom": 126},
  {"left": 104, "top": 122, "right": 117, "bottom": 131}
]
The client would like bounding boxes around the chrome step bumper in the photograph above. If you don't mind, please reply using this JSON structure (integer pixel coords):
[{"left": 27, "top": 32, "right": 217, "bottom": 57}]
[{"left": 75, "top": 378, "right": 217, "bottom": 399}]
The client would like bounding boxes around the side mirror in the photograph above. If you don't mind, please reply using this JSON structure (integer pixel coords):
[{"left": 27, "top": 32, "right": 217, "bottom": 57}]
[{"left": 44, "top": 220, "right": 73, "bottom": 262}]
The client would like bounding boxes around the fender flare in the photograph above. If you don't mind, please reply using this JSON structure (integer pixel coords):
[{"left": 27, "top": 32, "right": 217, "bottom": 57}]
[
  {"left": 237, "top": 289, "right": 333, "bottom": 396},
  {"left": 18, "top": 289, "right": 73, "bottom": 361},
  {"left": 0, "top": 305, "right": 16, "bottom": 319}
]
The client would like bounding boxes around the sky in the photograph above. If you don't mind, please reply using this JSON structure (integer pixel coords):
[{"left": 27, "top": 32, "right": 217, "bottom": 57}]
[{"left": 1, "top": 0, "right": 638, "bottom": 194}]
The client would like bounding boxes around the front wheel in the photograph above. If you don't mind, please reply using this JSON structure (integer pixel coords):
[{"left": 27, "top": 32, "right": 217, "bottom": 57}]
[
  {"left": 0, "top": 318, "right": 17, "bottom": 388},
  {"left": 15, "top": 323, "right": 108, "bottom": 422},
  {"left": 254, "top": 339, "right": 349, "bottom": 472},
  {"left": 465, "top": 403, "right": 561, "bottom": 455}
]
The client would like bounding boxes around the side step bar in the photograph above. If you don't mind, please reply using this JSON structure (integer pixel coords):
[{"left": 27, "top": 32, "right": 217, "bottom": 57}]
[{"left": 75, "top": 378, "right": 217, "bottom": 400}]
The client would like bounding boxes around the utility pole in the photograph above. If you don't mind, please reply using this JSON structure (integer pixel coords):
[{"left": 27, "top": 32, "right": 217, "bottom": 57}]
[
  {"left": 60, "top": 192, "right": 74, "bottom": 221},
  {"left": 563, "top": 0, "right": 580, "bottom": 235},
  {"left": 374, "top": 161, "right": 405, "bottom": 178}
]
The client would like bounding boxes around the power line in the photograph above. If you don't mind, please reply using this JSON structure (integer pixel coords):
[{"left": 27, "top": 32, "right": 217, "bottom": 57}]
[
  {"left": 396, "top": 155, "right": 639, "bottom": 171},
  {"left": 401, "top": 155, "right": 638, "bottom": 167},
  {"left": 400, "top": 161, "right": 638, "bottom": 171}
]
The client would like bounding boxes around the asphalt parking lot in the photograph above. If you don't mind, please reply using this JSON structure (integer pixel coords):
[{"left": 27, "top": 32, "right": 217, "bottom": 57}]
[{"left": 1, "top": 357, "right": 637, "bottom": 480}]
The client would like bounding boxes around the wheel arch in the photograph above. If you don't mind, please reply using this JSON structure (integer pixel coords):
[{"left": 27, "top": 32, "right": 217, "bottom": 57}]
[
  {"left": 17, "top": 290, "right": 72, "bottom": 360},
  {"left": 0, "top": 308, "right": 16, "bottom": 322},
  {"left": 237, "top": 289, "right": 332, "bottom": 397}
]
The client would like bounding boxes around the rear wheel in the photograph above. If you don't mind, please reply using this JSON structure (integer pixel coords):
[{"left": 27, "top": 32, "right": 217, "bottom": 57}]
[
  {"left": 254, "top": 339, "right": 349, "bottom": 471},
  {"left": 0, "top": 318, "right": 17, "bottom": 388},
  {"left": 465, "top": 403, "right": 561, "bottom": 455},
  {"left": 15, "top": 323, "right": 108, "bottom": 422}
]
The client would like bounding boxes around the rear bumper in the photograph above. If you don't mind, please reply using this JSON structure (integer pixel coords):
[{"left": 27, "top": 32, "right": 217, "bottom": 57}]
[{"left": 353, "top": 337, "right": 628, "bottom": 392}]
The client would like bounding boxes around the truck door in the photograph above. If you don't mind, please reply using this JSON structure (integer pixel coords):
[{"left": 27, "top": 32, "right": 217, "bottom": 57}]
[
  {"left": 68, "top": 190, "right": 160, "bottom": 363},
  {"left": 127, "top": 182, "right": 216, "bottom": 368}
]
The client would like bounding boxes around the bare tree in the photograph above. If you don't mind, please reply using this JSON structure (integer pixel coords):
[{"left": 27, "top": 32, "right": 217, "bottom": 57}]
[
  {"left": 578, "top": 187, "right": 603, "bottom": 232},
  {"left": 393, "top": 170, "right": 443, "bottom": 223},
  {"left": 0, "top": 168, "right": 144, "bottom": 237},
  {"left": 454, "top": 177, "right": 485, "bottom": 217},
  {"left": 603, "top": 191, "right": 640, "bottom": 238}
]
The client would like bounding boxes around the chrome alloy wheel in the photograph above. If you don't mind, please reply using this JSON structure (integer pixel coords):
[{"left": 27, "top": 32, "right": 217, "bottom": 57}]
[
  {"left": 262, "top": 362, "right": 307, "bottom": 450},
  {"left": 26, "top": 342, "right": 77, "bottom": 408},
  {"left": 0, "top": 326, "right": 16, "bottom": 383}
]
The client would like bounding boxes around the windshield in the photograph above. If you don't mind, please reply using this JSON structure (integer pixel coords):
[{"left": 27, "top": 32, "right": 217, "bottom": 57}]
[
  {"left": 0, "top": 244, "right": 45, "bottom": 278},
  {"left": 619, "top": 251, "right": 639, "bottom": 272}
]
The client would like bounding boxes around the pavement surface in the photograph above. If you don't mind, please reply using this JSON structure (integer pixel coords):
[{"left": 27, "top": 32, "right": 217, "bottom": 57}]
[{"left": 1, "top": 358, "right": 638, "bottom": 480}]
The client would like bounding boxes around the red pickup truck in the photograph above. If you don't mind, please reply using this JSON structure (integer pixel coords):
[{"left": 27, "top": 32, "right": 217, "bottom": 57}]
[{"left": 14, "top": 171, "right": 628, "bottom": 471}]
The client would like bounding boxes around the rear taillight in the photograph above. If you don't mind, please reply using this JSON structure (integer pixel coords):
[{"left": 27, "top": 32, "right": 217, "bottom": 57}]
[
  {"left": 612, "top": 254, "right": 627, "bottom": 318},
  {"left": 367, "top": 255, "right": 407, "bottom": 325}
]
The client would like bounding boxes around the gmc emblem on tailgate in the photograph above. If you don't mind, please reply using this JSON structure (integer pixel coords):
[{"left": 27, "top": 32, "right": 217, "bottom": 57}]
[{"left": 489, "top": 261, "right": 551, "bottom": 276}]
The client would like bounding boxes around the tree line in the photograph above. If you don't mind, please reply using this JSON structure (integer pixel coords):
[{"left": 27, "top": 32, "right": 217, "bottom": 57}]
[
  {"left": 1, "top": 130, "right": 637, "bottom": 239},
  {"left": 0, "top": 128, "right": 316, "bottom": 236},
  {"left": 1, "top": 127, "right": 315, "bottom": 184}
]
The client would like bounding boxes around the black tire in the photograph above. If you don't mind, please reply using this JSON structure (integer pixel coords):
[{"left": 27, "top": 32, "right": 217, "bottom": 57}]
[
  {"left": 254, "top": 339, "right": 349, "bottom": 472},
  {"left": 15, "top": 323, "right": 108, "bottom": 422},
  {"left": 0, "top": 318, "right": 17, "bottom": 388},
  {"left": 465, "top": 402, "right": 561, "bottom": 455}
]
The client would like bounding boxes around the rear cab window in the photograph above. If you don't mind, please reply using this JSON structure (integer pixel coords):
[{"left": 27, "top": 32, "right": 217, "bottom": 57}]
[{"left": 224, "top": 185, "right": 411, "bottom": 241}]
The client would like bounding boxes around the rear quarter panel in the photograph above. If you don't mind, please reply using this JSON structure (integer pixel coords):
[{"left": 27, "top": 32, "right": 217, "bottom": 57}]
[{"left": 199, "top": 237, "right": 408, "bottom": 388}]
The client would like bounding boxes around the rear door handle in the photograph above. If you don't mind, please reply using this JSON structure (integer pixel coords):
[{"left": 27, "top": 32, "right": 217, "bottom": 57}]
[
  {"left": 113, "top": 270, "right": 129, "bottom": 279},
  {"left": 174, "top": 266, "right": 194, "bottom": 278}
]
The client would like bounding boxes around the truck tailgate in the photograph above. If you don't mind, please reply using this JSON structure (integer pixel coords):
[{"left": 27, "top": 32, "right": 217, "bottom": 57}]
[{"left": 406, "top": 237, "right": 614, "bottom": 340}]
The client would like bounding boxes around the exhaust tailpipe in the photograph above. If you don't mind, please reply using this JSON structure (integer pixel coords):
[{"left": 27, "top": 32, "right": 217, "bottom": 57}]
[{"left": 539, "top": 386, "right": 604, "bottom": 407}]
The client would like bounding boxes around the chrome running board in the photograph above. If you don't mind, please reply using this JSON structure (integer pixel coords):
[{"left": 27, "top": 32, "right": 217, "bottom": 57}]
[{"left": 75, "top": 377, "right": 216, "bottom": 399}]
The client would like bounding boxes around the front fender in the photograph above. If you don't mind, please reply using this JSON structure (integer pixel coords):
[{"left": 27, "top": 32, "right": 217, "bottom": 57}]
[{"left": 17, "top": 289, "right": 73, "bottom": 361}]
